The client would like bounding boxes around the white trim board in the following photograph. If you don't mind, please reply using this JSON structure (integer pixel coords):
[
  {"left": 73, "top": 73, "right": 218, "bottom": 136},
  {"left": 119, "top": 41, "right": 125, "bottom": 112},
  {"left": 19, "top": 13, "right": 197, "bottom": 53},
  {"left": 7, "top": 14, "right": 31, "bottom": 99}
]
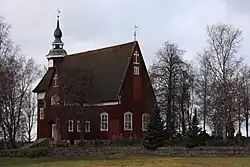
[
  {"left": 37, "top": 93, "right": 45, "bottom": 99},
  {"left": 81, "top": 101, "right": 119, "bottom": 107}
]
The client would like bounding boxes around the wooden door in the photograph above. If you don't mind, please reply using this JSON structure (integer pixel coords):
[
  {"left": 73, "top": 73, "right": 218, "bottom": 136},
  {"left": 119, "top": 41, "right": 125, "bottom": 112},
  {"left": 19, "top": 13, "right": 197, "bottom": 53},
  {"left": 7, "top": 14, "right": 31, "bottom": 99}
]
[{"left": 109, "top": 119, "right": 119, "bottom": 140}]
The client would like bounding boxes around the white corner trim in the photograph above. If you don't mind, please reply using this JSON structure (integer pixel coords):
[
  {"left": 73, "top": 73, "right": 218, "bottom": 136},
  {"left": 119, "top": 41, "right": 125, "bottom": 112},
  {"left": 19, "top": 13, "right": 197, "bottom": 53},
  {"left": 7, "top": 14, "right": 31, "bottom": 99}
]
[
  {"left": 37, "top": 92, "right": 46, "bottom": 100},
  {"left": 48, "top": 59, "right": 53, "bottom": 68}
]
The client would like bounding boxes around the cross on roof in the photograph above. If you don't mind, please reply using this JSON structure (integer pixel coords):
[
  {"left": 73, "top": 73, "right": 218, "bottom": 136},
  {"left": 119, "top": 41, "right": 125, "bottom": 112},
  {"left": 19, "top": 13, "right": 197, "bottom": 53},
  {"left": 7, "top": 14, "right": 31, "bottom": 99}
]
[
  {"left": 134, "top": 25, "right": 137, "bottom": 41},
  {"left": 133, "top": 51, "right": 139, "bottom": 64},
  {"left": 57, "top": 9, "right": 61, "bottom": 18}
]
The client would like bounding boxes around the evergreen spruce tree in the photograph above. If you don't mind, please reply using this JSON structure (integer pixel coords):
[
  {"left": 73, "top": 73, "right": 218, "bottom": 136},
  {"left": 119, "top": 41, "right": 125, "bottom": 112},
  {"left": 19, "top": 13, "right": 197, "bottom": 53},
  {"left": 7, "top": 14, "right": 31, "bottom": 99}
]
[
  {"left": 143, "top": 105, "right": 165, "bottom": 150},
  {"left": 186, "top": 108, "right": 201, "bottom": 147},
  {"left": 191, "top": 108, "right": 200, "bottom": 138}
]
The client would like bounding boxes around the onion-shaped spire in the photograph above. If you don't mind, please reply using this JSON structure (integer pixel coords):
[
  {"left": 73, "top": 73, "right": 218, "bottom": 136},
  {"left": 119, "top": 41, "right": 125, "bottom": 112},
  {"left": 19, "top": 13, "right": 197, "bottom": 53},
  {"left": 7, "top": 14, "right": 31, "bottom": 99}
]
[
  {"left": 46, "top": 10, "right": 67, "bottom": 59},
  {"left": 54, "top": 15, "right": 62, "bottom": 39}
]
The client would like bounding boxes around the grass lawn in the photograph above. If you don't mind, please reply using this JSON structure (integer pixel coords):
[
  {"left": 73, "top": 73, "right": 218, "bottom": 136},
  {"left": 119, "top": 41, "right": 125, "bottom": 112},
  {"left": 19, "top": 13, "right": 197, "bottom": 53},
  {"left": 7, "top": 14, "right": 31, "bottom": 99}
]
[{"left": 1, "top": 155, "right": 250, "bottom": 167}]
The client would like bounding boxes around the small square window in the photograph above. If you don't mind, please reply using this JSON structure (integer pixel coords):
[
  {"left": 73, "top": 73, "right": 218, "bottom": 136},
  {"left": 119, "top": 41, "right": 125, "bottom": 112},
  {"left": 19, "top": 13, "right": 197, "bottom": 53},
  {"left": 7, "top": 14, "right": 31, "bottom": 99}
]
[
  {"left": 40, "top": 108, "right": 44, "bottom": 120},
  {"left": 134, "top": 66, "right": 139, "bottom": 75}
]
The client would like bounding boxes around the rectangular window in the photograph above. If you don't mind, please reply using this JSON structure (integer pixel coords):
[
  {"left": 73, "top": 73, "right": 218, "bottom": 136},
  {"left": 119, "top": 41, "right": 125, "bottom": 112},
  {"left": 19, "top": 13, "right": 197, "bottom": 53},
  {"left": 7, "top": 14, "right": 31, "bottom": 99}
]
[
  {"left": 85, "top": 121, "right": 90, "bottom": 132},
  {"left": 77, "top": 120, "right": 81, "bottom": 132},
  {"left": 100, "top": 113, "right": 108, "bottom": 131},
  {"left": 40, "top": 108, "right": 44, "bottom": 120},
  {"left": 134, "top": 66, "right": 139, "bottom": 75},
  {"left": 68, "top": 120, "right": 74, "bottom": 132},
  {"left": 142, "top": 113, "right": 150, "bottom": 131}
]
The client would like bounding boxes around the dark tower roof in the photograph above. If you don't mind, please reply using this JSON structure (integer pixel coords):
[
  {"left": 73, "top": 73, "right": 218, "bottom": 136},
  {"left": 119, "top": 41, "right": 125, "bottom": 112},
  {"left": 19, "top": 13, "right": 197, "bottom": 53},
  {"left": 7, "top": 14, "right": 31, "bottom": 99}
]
[
  {"left": 46, "top": 15, "right": 67, "bottom": 59},
  {"left": 54, "top": 16, "right": 62, "bottom": 39}
]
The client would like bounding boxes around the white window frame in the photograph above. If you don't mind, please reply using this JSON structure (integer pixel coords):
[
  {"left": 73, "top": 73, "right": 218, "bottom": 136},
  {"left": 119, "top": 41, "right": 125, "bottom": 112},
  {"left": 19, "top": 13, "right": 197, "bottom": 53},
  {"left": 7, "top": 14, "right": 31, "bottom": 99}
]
[
  {"left": 77, "top": 120, "right": 81, "bottom": 132},
  {"left": 53, "top": 74, "right": 58, "bottom": 87},
  {"left": 124, "top": 111, "right": 133, "bottom": 131},
  {"left": 85, "top": 121, "right": 90, "bottom": 132},
  {"left": 134, "top": 66, "right": 139, "bottom": 75},
  {"left": 100, "top": 112, "right": 108, "bottom": 131},
  {"left": 40, "top": 108, "right": 44, "bottom": 120},
  {"left": 142, "top": 113, "right": 150, "bottom": 131},
  {"left": 68, "top": 120, "right": 74, "bottom": 132}
]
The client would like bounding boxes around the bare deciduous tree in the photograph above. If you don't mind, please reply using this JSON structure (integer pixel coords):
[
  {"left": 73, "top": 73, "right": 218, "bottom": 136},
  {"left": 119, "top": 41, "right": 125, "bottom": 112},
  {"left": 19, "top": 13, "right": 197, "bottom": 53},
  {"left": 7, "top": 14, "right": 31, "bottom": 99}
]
[
  {"left": 150, "top": 41, "right": 193, "bottom": 136},
  {"left": 23, "top": 90, "right": 37, "bottom": 142},
  {"left": 195, "top": 51, "right": 212, "bottom": 132},
  {"left": 0, "top": 17, "right": 41, "bottom": 147},
  {"left": 203, "top": 23, "right": 243, "bottom": 141}
]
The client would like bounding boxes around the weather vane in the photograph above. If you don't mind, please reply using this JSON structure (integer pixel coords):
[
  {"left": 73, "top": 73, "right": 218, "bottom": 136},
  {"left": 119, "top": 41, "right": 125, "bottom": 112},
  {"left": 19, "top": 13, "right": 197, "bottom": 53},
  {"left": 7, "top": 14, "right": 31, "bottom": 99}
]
[
  {"left": 57, "top": 8, "right": 61, "bottom": 18},
  {"left": 134, "top": 25, "right": 137, "bottom": 41}
]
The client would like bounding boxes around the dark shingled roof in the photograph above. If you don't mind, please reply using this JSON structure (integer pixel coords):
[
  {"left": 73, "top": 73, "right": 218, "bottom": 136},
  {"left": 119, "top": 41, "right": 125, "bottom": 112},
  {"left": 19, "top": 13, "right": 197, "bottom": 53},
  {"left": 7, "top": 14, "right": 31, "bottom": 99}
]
[
  {"left": 33, "top": 68, "right": 55, "bottom": 92},
  {"left": 33, "top": 41, "right": 137, "bottom": 103}
]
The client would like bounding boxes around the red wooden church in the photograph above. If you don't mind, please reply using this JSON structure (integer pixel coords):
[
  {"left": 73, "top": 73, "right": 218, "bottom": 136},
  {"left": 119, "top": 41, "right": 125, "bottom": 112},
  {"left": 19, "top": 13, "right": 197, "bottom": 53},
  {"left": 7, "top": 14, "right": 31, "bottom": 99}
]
[{"left": 33, "top": 16, "right": 156, "bottom": 145}]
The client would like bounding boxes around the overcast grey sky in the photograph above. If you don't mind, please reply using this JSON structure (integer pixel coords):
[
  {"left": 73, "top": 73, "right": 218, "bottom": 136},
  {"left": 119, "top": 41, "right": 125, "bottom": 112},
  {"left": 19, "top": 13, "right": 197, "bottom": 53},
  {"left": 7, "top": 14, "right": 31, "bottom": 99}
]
[{"left": 1, "top": 0, "right": 250, "bottom": 68}]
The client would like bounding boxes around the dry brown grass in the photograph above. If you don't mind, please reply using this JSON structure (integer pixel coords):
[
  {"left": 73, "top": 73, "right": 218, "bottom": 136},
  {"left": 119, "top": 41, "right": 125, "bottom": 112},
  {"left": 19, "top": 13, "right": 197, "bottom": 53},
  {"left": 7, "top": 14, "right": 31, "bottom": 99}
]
[{"left": 1, "top": 155, "right": 250, "bottom": 167}]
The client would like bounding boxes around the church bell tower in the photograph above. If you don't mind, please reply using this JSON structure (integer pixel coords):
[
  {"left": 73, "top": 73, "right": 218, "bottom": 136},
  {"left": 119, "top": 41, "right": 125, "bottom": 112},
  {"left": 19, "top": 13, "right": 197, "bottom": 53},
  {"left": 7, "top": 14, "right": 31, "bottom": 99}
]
[{"left": 46, "top": 11, "right": 67, "bottom": 68}]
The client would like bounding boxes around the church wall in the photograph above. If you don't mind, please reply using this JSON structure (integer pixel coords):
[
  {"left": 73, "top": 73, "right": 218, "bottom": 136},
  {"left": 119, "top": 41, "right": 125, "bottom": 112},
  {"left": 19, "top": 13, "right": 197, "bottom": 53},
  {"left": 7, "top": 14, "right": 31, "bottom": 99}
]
[
  {"left": 36, "top": 42, "right": 155, "bottom": 142},
  {"left": 119, "top": 43, "right": 155, "bottom": 139},
  {"left": 57, "top": 105, "right": 122, "bottom": 141}
]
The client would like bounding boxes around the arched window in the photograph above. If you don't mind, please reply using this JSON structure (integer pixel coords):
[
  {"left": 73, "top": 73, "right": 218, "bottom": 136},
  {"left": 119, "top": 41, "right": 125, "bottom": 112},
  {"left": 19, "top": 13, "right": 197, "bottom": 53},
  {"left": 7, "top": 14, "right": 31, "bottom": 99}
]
[
  {"left": 100, "top": 112, "right": 108, "bottom": 131},
  {"left": 124, "top": 111, "right": 133, "bottom": 131},
  {"left": 142, "top": 113, "right": 150, "bottom": 131}
]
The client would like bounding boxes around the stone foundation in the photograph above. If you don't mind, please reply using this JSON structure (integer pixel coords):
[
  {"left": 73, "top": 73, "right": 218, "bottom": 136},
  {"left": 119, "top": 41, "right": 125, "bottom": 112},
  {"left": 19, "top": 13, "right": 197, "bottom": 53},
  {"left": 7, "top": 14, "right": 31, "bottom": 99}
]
[{"left": 2, "top": 146, "right": 250, "bottom": 157}]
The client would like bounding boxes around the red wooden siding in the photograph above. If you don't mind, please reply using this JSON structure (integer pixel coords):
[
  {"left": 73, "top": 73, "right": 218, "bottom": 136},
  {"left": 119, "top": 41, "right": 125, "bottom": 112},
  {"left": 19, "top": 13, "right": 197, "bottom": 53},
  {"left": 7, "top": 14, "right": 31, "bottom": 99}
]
[{"left": 36, "top": 42, "right": 155, "bottom": 141}]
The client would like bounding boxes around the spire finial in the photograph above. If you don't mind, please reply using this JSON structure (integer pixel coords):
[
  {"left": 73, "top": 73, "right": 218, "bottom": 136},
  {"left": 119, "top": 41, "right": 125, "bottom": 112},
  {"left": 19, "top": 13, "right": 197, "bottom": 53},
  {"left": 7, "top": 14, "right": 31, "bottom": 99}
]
[
  {"left": 54, "top": 9, "right": 62, "bottom": 39},
  {"left": 57, "top": 8, "right": 61, "bottom": 19},
  {"left": 134, "top": 25, "right": 137, "bottom": 41}
]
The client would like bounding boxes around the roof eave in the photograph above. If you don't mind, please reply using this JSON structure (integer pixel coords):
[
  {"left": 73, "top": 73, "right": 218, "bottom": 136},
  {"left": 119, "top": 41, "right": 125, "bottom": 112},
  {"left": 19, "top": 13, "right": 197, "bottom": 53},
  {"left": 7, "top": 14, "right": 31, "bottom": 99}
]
[{"left": 116, "top": 41, "right": 138, "bottom": 97}]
